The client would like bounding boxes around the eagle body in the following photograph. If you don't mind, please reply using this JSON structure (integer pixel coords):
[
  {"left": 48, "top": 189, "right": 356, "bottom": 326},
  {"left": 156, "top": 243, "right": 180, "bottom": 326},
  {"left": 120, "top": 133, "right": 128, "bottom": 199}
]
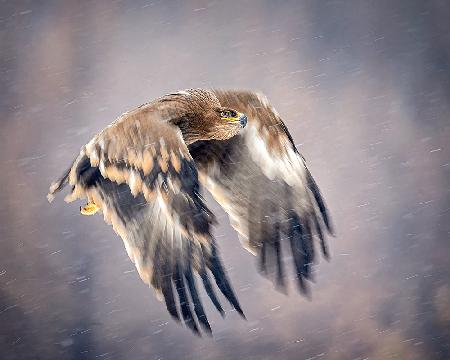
[{"left": 48, "top": 88, "right": 332, "bottom": 335}]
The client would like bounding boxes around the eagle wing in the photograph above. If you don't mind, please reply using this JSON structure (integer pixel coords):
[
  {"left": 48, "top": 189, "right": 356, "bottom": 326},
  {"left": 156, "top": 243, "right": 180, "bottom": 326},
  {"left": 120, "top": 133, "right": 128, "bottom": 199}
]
[
  {"left": 189, "top": 90, "right": 333, "bottom": 294},
  {"left": 48, "top": 105, "right": 243, "bottom": 335}
]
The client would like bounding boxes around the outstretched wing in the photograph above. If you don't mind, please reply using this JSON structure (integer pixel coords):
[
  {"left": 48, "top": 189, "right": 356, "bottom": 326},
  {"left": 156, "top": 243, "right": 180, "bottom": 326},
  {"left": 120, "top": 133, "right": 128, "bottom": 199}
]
[
  {"left": 48, "top": 106, "right": 243, "bottom": 335},
  {"left": 189, "top": 90, "right": 333, "bottom": 294}
]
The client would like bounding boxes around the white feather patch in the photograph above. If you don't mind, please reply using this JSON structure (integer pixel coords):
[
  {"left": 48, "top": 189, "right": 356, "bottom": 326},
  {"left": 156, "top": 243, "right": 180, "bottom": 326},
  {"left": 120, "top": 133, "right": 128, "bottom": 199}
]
[{"left": 244, "top": 123, "right": 306, "bottom": 187}]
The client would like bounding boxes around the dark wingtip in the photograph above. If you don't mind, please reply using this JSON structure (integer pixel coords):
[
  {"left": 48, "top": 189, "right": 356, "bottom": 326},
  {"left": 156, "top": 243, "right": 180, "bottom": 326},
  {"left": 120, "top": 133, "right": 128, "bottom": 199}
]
[
  {"left": 201, "top": 322, "right": 213, "bottom": 336},
  {"left": 233, "top": 302, "right": 246, "bottom": 319},
  {"left": 207, "top": 243, "right": 245, "bottom": 320},
  {"left": 162, "top": 290, "right": 180, "bottom": 322},
  {"left": 173, "top": 264, "right": 199, "bottom": 335},
  {"left": 322, "top": 245, "right": 331, "bottom": 261},
  {"left": 328, "top": 225, "right": 337, "bottom": 238},
  {"left": 184, "top": 265, "right": 213, "bottom": 336},
  {"left": 273, "top": 229, "right": 285, "bottom": 292},
  {"left": 324, "top": 218, "right": 336, "bottom": 237},
  {"left": 296, "top": 277, "right": 312, "bottom": 299},
  {"left": 187, "top": 321, "right": 201, "bottom": 336},
  {"left": 312, "top": 213, "right": 331, "bottom": 261},
  {"left": 305, "top": 168, "right": 335, "bottom": 236},
  {"left": 184, "top": 313, "right": 200, "bottom": 335},
  {"left": 200, "top": 269, "right": 225, "bottom": 316},
  {"left": 209, "top": 255, "right": 245, "bottom": 320},
  {"left": 289, "top": 212, "right": 317, "bottom": 298},
  {"left": 234, "top": 307, "right": 246, "bottom": 320}
]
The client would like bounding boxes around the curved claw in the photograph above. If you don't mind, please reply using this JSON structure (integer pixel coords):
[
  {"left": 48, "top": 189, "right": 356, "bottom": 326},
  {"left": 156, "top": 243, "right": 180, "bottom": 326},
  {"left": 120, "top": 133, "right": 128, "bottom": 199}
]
[{"left": 80, "top": 201, "right": 100, "bottom": 216}]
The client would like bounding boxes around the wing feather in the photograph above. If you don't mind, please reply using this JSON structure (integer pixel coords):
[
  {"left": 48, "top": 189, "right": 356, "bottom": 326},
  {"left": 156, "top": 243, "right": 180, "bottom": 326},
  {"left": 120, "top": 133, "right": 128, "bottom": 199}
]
[
  {"left": 48, "top": 103, "right": 243, "bottom": 334},
  {"left": 189, "top": 89, "right": 333, "bottom": 294}
]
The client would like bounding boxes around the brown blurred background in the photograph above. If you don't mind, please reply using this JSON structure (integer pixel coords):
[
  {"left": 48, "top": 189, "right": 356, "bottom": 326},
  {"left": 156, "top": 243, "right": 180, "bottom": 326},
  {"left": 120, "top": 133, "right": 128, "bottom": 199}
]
[{"left": 1, "top": 1, "right": 450, "bottom": 359}]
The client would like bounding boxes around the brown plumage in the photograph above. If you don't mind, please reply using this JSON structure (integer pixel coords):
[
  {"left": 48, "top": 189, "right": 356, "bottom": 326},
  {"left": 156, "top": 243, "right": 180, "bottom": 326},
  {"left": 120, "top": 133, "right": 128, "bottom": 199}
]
[{"left": 48, "top": 88, "right": 333, "bottom": 335}]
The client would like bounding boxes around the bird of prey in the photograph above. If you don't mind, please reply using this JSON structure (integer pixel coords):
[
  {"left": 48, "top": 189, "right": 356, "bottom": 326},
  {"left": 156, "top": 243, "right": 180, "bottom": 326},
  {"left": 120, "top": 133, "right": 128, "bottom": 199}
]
[{"left": 48, "top": 88, "right": 333, "bottom": 335}]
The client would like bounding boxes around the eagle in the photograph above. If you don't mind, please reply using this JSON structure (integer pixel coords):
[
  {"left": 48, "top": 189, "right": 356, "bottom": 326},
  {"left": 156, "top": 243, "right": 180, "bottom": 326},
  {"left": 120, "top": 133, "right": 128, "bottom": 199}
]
[{"left": 48, "top": 89, "right": 333, "bottom": 335}]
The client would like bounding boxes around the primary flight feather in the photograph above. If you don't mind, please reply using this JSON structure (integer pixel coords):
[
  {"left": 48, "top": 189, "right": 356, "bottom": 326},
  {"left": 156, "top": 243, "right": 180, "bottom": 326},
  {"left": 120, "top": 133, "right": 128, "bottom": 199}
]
[{"left": 48, "top": 88, "right": 333, "bottom": 335}]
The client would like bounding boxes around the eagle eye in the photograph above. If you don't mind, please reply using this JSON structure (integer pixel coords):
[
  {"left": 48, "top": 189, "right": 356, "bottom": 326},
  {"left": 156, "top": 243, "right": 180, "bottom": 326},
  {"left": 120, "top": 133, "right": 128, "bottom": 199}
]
[{"left": 220, "top": 110, "right": 238, "bottom": 118}]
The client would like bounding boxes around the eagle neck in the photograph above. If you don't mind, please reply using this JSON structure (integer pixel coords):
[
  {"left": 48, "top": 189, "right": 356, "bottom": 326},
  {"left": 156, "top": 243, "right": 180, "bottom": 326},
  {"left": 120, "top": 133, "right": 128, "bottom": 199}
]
[{"left": 169, "top": 114, "right": 202, "bottom": 145}]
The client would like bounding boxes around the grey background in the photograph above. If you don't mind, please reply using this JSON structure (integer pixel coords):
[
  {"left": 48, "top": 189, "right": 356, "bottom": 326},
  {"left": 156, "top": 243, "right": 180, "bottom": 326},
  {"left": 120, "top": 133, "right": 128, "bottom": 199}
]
[{"left": 1, "top": 0, "right": 449, "bottom": 359}]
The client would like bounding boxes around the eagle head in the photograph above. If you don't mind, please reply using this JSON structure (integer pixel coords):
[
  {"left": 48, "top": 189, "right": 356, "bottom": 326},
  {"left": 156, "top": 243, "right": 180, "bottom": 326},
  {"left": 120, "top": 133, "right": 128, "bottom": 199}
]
[
  {"left": 199, "top": 106, "right": 248, "bottom": 141},
  {"left": 170, "top": 89, "right": 247, "bottom": 144}
]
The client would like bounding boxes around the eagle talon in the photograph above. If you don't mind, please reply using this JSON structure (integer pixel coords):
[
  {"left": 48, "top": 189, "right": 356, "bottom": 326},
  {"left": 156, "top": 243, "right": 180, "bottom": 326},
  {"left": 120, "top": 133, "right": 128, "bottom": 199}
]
[{"left": 80, "top": 201, "right": 99, "bottom": 216}]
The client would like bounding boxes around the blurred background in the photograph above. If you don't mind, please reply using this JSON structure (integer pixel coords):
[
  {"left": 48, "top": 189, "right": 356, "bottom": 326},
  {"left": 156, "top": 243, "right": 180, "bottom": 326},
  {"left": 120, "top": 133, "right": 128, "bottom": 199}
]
[{"left": 1, "top": 0, "right": 449, "bottom": 359}]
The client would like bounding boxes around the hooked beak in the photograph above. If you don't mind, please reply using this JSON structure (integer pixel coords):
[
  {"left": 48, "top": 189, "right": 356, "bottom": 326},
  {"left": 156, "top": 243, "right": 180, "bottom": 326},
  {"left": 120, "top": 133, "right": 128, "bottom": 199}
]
[{"left": 238, "top": 113, "right": 248, "bottom": 128}]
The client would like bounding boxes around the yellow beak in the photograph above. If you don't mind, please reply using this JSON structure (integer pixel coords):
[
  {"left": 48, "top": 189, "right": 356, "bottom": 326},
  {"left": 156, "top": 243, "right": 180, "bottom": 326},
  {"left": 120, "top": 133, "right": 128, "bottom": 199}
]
[{"left": 224, "top": 112, "right": 248, "bottom": 127}]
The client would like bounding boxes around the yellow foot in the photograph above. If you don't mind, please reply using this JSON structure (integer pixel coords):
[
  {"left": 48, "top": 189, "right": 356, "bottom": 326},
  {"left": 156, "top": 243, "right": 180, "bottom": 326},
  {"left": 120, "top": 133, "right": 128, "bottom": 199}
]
[{"left": 80, "top": 201, "right": 100, "bottom": 216}]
